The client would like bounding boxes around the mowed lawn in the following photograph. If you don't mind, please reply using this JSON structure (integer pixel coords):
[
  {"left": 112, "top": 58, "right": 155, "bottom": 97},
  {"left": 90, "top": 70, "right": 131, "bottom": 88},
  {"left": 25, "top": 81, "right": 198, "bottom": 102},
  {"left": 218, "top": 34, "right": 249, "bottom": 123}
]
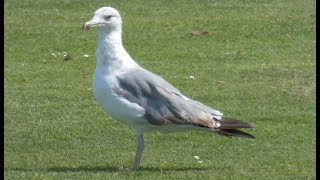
[{"left": 4, "top": 0, "right": 315, "bottom": 179}]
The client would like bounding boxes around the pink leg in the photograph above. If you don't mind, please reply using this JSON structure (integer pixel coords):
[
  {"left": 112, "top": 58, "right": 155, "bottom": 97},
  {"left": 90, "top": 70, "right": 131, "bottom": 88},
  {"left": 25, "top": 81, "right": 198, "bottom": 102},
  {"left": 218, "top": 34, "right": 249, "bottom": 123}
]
[{"left": 133, "top": 134, "right": 144, "bottom": 171}]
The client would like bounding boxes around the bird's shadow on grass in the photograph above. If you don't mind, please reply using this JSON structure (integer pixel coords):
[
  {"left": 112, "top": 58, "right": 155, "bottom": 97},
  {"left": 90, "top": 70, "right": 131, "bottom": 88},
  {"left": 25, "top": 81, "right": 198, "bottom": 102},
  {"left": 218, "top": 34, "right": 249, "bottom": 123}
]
[
  {"left": 47, "top": 165, "right": 212, "bottom": 172},
  {"left": 7, "top": 165, "right": 212, "bottom": 173}
]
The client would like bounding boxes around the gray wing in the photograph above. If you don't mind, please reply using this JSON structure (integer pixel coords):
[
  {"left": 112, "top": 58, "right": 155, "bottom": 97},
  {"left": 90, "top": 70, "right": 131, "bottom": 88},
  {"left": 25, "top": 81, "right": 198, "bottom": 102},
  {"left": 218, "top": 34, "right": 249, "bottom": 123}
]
[{"left": 115, "top": 68, "right": 223, "bottom": 128}]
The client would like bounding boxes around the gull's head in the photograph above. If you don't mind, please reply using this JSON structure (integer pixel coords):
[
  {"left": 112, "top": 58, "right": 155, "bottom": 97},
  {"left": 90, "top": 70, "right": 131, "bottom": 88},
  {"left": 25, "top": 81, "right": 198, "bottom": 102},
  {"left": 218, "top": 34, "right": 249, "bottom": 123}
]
[{"left": 82, "top": 7, "right": 122, "bottom": 32}]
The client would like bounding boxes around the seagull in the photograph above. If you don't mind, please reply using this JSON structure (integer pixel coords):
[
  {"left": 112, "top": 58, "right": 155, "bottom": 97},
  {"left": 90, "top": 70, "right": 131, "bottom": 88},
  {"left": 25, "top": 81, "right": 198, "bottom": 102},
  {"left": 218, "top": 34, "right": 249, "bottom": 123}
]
[{"left": 83, "top": 7, "right": 256, "bottom": 171}]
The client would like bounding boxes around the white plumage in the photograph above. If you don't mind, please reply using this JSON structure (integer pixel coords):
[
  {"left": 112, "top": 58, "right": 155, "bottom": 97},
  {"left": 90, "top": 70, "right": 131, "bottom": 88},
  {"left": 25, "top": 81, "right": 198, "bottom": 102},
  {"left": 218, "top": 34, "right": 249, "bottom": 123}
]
[{"left": 83, "top": 7, "right": 255, "bottom": 170}]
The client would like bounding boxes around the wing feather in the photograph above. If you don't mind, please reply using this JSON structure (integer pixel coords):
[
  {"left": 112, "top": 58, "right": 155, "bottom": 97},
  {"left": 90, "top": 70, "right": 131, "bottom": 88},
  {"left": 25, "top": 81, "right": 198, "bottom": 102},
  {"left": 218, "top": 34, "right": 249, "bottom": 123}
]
[{"left": 115, "top": 68, "right": 222, "bottom": 128}]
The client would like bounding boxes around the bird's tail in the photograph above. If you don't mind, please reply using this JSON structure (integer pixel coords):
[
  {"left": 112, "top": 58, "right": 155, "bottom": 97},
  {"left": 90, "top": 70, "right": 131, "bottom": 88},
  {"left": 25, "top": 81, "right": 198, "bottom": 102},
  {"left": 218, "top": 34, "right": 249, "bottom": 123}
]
[{"left": 217, "top": 118, "right": 256, "bottom": 139}]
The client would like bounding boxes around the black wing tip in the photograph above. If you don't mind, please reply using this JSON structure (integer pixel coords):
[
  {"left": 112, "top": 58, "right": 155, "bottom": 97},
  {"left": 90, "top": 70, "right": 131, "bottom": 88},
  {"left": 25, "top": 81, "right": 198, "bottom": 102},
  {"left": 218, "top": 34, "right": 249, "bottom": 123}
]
[
  {"left": 246, "top": 122, "right": 257, "bottom": 128},
  {"left": 219, "top": 118, "right": 257, "bottom": 129},
  {"left": 218, "top": 129, "right": 256, "bottom": 139}
]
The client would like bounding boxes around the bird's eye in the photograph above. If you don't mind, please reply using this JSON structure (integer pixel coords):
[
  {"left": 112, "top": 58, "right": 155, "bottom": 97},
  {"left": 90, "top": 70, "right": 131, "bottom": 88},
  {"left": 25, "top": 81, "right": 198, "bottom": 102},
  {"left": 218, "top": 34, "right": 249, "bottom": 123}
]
[{"left": 104, "top": 15, "right": 113, "bottom": 21}]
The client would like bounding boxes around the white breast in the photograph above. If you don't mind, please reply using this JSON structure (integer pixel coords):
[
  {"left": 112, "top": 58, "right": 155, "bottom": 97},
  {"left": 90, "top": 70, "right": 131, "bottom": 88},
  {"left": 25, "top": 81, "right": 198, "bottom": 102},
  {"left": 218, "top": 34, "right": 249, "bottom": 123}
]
[{"left": 92, "top": 68, "right": 146, "bottom": 127}]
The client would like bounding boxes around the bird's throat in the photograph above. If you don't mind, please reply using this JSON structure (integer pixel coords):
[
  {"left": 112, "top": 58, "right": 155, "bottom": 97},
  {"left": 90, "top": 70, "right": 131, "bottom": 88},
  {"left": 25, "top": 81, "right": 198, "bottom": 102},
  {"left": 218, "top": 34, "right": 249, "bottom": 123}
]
[{"left": 95, "top": 30, "right": 138, "bottom": 72}]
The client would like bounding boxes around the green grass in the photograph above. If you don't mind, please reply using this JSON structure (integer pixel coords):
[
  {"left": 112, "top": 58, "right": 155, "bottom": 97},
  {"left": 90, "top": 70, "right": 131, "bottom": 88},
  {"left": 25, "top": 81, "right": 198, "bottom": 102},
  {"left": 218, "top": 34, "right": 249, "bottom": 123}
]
[{"left": 4, "top": 0, "right": 315, "bottom": 179}]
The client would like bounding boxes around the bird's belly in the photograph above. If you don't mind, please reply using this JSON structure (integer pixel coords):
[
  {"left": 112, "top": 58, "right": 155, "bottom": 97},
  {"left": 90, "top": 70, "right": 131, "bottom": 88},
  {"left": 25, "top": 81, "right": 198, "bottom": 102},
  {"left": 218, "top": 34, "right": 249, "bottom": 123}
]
[{"left": 92, "top": 72, "right": 146, "bottom": 127}]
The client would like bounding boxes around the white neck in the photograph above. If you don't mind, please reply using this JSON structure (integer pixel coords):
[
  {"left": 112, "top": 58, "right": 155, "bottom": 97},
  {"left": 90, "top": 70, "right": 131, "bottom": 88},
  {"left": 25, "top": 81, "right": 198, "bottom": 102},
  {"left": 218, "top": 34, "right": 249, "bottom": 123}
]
[{"left": 95, "top": 27, "right": 139, "bottom": 73}]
